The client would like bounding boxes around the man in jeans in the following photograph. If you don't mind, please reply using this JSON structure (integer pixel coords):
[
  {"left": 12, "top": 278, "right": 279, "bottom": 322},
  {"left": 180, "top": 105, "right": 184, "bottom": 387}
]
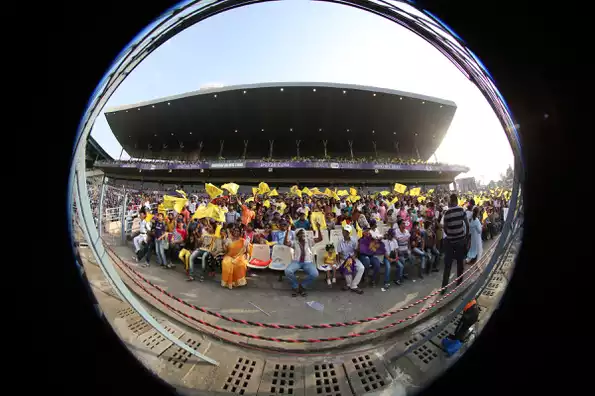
[
  {"left": 154, "top": 213, "right": 172, "bottom": 269},
  {"left": 284, "top": 226, "right": 323, "bottom": 297},
  {"left": 440, "top": 194, "right": 470, "bottom": 295}
]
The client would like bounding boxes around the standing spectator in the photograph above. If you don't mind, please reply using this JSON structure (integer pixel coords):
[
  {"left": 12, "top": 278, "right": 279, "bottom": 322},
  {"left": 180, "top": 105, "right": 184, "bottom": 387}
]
[
  {"left": 133, "top": 211, "right": 149, "bottom": 259},
  {"left": 240, "top": 199, "right": 255, "bottom": 226},
  {"left": 466, "top": 207, "right": 483, "bottom": 264},
  {"left": 441, "top": 194, "right": 470, "bottom": 295},
  {"left": 153, "top": 213, "right": 172, "bottom": 268}
]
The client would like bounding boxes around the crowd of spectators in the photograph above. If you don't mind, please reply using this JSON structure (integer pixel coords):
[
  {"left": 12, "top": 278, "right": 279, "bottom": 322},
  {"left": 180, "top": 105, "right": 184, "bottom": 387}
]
[
  {"left": 128, "top": 186, "right": 508, "bottom": 296},
  {"left": 96, "top": 155, "right": 461, "bottom": 167}
]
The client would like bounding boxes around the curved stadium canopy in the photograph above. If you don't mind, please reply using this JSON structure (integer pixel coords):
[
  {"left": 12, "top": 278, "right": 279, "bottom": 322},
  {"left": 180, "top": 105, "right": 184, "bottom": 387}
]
[{"left": 104, "top": 82, "right": 457, "bottom": 160}]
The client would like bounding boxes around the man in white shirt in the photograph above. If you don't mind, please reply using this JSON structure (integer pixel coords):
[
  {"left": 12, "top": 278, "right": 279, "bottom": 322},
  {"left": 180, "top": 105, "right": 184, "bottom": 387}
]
[
  {"left": 382, "top": 228, "right": 403, "bottom": 287},
  {"left": 336, "top": 225, "right": 365, "bottom": 294},
  {"left": 284, "top": 227, "right": 323, "bottom": 297},
  {"left": 394, "top": 219, "right": 412, "bottom": 280},
  {"left": 133, "top": 211, "right": 148, "bottom": 254}
]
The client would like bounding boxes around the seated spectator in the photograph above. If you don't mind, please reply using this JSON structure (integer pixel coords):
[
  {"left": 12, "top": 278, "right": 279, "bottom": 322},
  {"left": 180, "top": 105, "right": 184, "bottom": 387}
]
[
  {"left": 293, "top": 212, "right": 311, "bottom": 230},
  {"left": 336, "top": 225, "right": 365, "bottom": 294},
  {"left": 383, "top": 228, "right": 403, "bottom": 287},
  {"left": 358, "top": 226, "right": 384, "bottom": 287},
  {"left": 394, "top": 219, "right": 412, "bottom": 282},
  {"left": 423, "top": 221, "right": 441, "bottom": 273},
  {"left": 369, "top": 220, "right": 382, "bottom": 239},
  {"left": 322, "top": 243, "right": 338, "bottom": 287},
  {"left": 221, "top": 226, "right": 249, "bottom": 289},
  {"left": 284, "top": 225, "right": 323, "bottom": 296},
  {"left": 272, "top": 220, "right": 294, "bottom": 245}
]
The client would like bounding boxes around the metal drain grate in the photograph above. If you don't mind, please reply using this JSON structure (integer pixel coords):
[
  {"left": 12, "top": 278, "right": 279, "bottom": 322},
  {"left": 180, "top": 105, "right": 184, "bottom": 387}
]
[
  {"left": 409, "top": 342, "right": 441, "bottom": 372},
  {"left": 139, "top": 324, "right": 179, "bottom": 352},
  {"left": 313, "top": 363, "right": 342, "bottom": 396},
  {"left": 350, "top": 355, "right": 386, "bottom": 393},
  {"left": 117, "top": 307, "right": 137, "bottom": 319},
  {"left": 481, "top": 289, "right": 497, "bottom": 298},
  {"left": 404, "top": 335, "right": 422, "bottom": 348},
  {"left": 268, "top": 363, "right": 297, "bottom": 395},
  {"left": 127, "top": 317, "right": 152, "bottom": 335},
  {"left": 164, "top": 336, "right": 202, "bottom": 370},
  {"left": 222, "top": 357, "right": 259, "bottom": 395},
  {"left": 491, "top": 275, "right": 505, "bottom": 282}
]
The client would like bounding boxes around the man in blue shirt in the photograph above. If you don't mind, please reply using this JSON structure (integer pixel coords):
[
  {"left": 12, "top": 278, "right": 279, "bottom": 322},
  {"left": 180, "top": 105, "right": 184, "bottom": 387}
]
[
  {"left": 293, "top": 212, "right": 311, "bottom": 230},
  {"left": 272, "top": 220, "right": 295, "bottom": 245}
]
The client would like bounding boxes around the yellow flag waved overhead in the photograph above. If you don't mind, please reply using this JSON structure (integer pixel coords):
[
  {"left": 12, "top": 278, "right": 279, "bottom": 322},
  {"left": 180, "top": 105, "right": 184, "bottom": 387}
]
[
  {"left": 258, "top": 182, "right": 270, "bottom": 195},
  {"left": 337, "top": 190, "right": 349, "bottom": 197},
  {"left": 221, "top": 183, "right": 239, "bottom": 195},
  {"left": 263, "top": 200, "right": 271, "bottom": 208},
  {"left": 290, "top": 185, "right": 302, "bottom": 197},
  {"left": 310, "top": 211, "right": 327, "bottom": 231},
  {"left": 277, "top": 201, "right": 286, "bottom": 212},
  {"left": 205, "top": 183, "right": 223, "bottom": 199},
  {"left": 354, "top": 219, "right": 363, "bottom": 238},
  {"left": 390, "top": 196, "right": 399, "bottom": 205},
  {"left": 380, "top": 191, "right": 390, "bottom": 196},
  {"left": 175, "top": 190, "right": 187, "bottom": 199},
  {"left": 347, "top": 195, "right": 361, "bottom": 203},
  {"left": 145, "top": 212, "right": 153, "bottom": 222},
  {"left": 324, "top": 188, "right": 333, "bottom": 197},
  {"left": 394, "top": 183, "right": 407, "bottom": 194},
  {"left": 158, "top": 204, "right": 167, "bottom": 217},
  {"left": 192, "top": 205, "right": 208, "bottom": 220},
  {"left": 269, "top": 188, "right": 279, "bottom": 197},
  {"left": 173, "top": 199, "right": 186, "bottom": 213},
  {"left": 458, "top": 198, "right": 466, "bottom": 207},
  {"left": 428, "top": 188, "right": 434, "bottom": 194},
  {"left": 349, "top": 187, "right": 358, "bottom": 196},
  {"left": 205, "top": 203, "right": 225, "bottom": 223},
  {"left": 482, "top": 210, "right": 488, "bottom": 222},
  {"left": 331, "top": 191, "right": 340, "bottom": 200},
  {"left": 252, "top": 187, "right": 259, "bottom": 196},
  {"left": 418, "top": 196, "right": 427, "bottom": 202},
  {"left": 163, "top": 195, "right": 187, "bottom": 213},
  {"left": 302, "top": 187, "right": 313, "bottom": 196},
  {"left": 310, "top": 187, "right": 323, "bottom": 195},
  {"left": 245, "top": 197, "right": 255, "bottom": 203},
  {"left": 409, "top": 187, "right": 421, "bottom": 196}
]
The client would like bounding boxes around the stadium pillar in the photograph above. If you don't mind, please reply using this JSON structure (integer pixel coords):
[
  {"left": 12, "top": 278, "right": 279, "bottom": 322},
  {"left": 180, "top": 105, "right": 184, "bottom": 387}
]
[
  {"left": 269, "top": 140, "right": 274, "bottom": 159},
  {"left": 372, "top": 141, "right": 378, "bottom": 158},
  {"left": 219, "top": 140, "right": 225, "bottom": 158},
  {"left": 120, "top": 188, "right": 127, "bottom": 246},
  {"left": 323, "top": 140, "right": 328, "bottom": 158},
  {"left": 197, "top": 141, "right": 203, "bottom": 160},
  {"left": 348, "top": 140, "right": 354, "bottom": 160},
  {"left": 242, "top": 140, "right": 248, "bottom": 159},
  {"left": 97, "top": 175, "right": 107, "bottom": 237},
  {"left": 394, "top": 141, "right": 400, "bottom": 157},
  {"left": 296, "top": 140, "right": 301, "bottom": 158},
  {"left": 118, "top": 147, "right": 124, "bottom": 161}
]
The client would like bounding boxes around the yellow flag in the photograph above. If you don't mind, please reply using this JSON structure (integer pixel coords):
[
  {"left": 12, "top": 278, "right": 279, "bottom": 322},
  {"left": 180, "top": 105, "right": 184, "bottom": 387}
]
[
  {"left": 302, "top": 187, "right": 313, "bottom": 196},
  {"left": 428, "top": 188, "right": 434, "bottom": 194},
  {"left": 269, "top": 188, "right": 279, "bottom": 197},
  {"left": 482, "top": 211, "right": 488, "bottom": 222},
  {"left": 348, "top": 195, "right": 361, "bottom": 202},
  {"left": 331, "top": 191, "right": 340, "bottom": 200},
  {"left": 354, "top": 220, "right": 363, "bottom": 238},
  {"left": 175, "top": 190, "right": 187, "bottom": 199},
  {"left": 341, "top": 219, "right": 348, "bottom": 229},
  {"left": 458, "top": 198, "right": 466, "bottom": 207},
  {"left": 304, "top": 206, "right": 310, "bottom": 217},
  {"left": 221, "top": 183, "right": 239, "bottom": 195},
  {"left": 409, "top": 187, "right": 421, "bottom": 196},
  {"left": 324, "top": 188, "right": 333, "bottom": 197},
  {"left": 258, "top": 182, "right": 270, "bottom": 195},
  {"left": 278, "top": 202, "right": 287, "bottom": 212},
  {"left": 158, "top": 204, "right": 167, "bottom": 217},
  {"left": 310, "top": 211, "right": 327, "bottom": 231},
  {"left": 418, "top": 196, "right": 427, "bottom": 202},
  {"left": 349, "top": 187, "right": 358, "bottom": 196},
  {"left": 205, "top": 183, "right": 223, "bottom": 199},
  {"left": 214, "top": 224, "right": 222, "bottom": 238},
  {"left": 245, "top": 197, "right": 254, "bottom": 203},
  {"left": 380, "top": 191, "right": 390, "bottom": 196},
  {"left": 394, "top": 183, "right": 407, "bottom": 194},
  {"left": 252, "top": 187, "right": 259, "bottom": 196},
  {"left": 192, "top": 206, "right": 208, "bottom": 220},
  {"left": 263, "top": 200, "right": 271, "bottom": 208},
  {"left": 145, "top": 213, "right": 153, "bottom": 222},
  {"left": 290, "top": 185, "right": 300, "bottom": 195},
  {"left": 205, "top": 203, "right": 225, "bottom": 223},
  {"left": 173, "top": 199, "right": 186, "bottom": 214},
  {"left": 310, "top": 187, "right": 323, "bottom": 195},
  {"left": 265, "top": 240, "right": 277, "bottom": 246},
  {"left": 337, "top": 190, "right": 349, "bottom": 197}
]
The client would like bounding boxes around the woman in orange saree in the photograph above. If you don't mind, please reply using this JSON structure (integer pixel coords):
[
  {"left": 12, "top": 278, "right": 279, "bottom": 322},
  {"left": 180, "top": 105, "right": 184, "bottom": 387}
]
[{"left": 221, "top": 226, "right": 249, "bottom": 289}]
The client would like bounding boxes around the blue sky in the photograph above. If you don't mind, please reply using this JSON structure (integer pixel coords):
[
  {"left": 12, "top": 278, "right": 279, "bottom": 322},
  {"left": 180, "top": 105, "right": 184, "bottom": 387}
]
[{"left": 90, "top": 0, "right": 513, "bottom": 183}]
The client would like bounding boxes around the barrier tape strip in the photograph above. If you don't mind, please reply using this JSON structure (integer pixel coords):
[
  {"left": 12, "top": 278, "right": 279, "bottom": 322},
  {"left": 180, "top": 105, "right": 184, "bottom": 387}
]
[
  {"left": 102, "top": 237, "right": 497, "bottom": 330},
  {"left": 106, "top": 247, "right": 486, "bottom": 343}
]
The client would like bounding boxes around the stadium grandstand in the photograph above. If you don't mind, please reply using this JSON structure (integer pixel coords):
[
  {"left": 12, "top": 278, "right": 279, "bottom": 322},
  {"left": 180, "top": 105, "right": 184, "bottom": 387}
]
[{"left": 93, "top": 82, "right": 469, "bottom": 187}]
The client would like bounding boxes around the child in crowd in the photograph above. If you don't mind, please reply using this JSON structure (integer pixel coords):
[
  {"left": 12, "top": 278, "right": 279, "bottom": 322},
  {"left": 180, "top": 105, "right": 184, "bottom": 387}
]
[{"left": 322, "top": 243, "right": 338, "bottom": 286}]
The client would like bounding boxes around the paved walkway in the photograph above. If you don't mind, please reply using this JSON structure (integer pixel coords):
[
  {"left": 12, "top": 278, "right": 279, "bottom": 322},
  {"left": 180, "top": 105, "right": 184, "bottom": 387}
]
[{"left": 107, "top": 237, "right": 497, "bottom": 351}]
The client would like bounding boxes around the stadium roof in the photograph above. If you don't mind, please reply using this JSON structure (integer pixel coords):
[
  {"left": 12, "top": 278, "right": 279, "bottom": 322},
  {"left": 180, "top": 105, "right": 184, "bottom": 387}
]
[
  {"left": 86, "top": 135, "right": 113, "bottom": 168},
  {"left": 104, "top": 82, "right": 457, "bottom": 160}
]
